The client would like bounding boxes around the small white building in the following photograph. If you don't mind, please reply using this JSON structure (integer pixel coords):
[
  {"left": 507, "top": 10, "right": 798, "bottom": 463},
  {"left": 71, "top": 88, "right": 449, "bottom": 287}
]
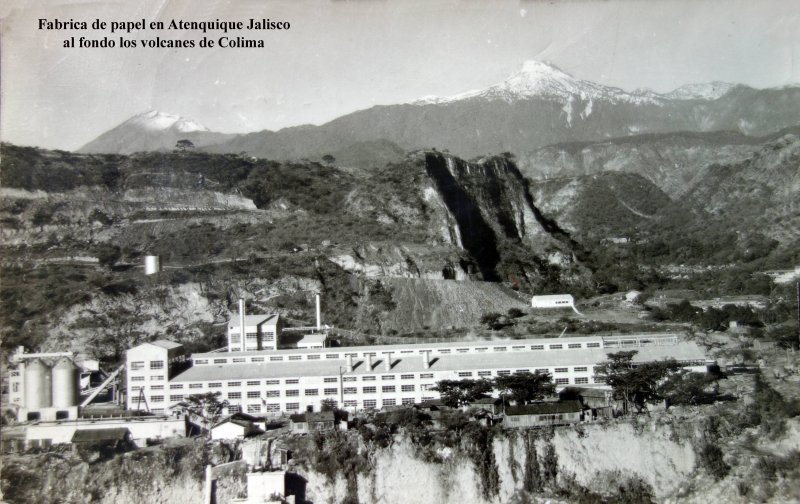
[
  {"left": 531, "top": 294, "right": 581, "bottom": 314},
  {"left": 228, "top": 315, "right": 283, "bottom": 352},
  {"left": 295, "top": 334, "right": 327, "bottom": 349},
  {"left": 625, "top": 291, "right": 642, "bottom": 305},
  {"left": 210, "top": 416, "right": 261, "bottom": 440}
]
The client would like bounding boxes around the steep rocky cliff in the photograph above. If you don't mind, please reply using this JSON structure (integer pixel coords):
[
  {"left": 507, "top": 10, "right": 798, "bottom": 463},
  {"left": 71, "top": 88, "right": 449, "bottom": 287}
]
[{"left": 296, "top": 420, "right": 697, "bottom": 504}]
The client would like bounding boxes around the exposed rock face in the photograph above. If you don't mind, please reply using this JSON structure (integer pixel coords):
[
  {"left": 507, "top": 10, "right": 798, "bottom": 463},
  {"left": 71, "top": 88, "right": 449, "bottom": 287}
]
[
  {"left": 418, "top": 152, "right": 590, "bottom": 284},
  {"left": 298, "top": 421, "right": 697, "bottom": 504}
]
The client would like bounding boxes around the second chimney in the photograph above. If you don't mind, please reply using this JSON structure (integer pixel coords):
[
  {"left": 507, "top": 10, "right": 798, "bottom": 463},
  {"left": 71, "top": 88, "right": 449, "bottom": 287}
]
[
  {"left": 384, "top": 352, "right": 393, "bottom": 371},
  {"left": 238, "top": 298, "right": 246, "bottom": 352},
  {"left": 315, "top": 293, "right": 321, "bottom": 330},
  {"left": 346, "top": 354, "right": 354, "bottom": 372},
  {"left": 366, "top": 354, "right": 374, "bottom": 370},
  {"left": 422, "top": 350, "right": 431, "bottom": 370}
]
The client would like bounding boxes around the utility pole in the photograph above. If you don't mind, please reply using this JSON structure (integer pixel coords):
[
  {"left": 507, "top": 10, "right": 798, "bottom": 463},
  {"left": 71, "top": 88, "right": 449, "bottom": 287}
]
[
  {"left": 339, "top": 366, "right": 345, "bottom": 409},
  {"left": 796, "top": 281, "right": 799, "bottom": 349}
]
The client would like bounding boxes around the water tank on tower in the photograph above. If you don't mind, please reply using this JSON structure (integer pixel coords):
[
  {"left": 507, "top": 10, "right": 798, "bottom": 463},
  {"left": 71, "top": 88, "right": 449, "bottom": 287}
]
[
  {"left": 24, "top": 358, "right": 52, "bottom": 410},
  {"left": 144, "top": 255, "right": 161, "bottom": 275},
  {"left": 51, "top": 357, "right": 80, "bottom": 408}
]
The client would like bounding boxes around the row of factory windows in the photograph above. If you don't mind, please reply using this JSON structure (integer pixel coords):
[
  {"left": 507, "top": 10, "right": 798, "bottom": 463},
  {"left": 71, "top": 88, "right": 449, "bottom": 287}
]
[
  {"left": 192, "top": 342, "right": 604, "bottom": 365},
  {"left": 137, "top": 397, "right": 431, "bottom": 415},
  {"left": 129, "top": 361, "right": 164, "bottom": 371},
  {"left": 138, "top": 376, "right": 599, "bottom": 402},
  {"left": 132, "top": 375, "right": 598, "bottom": 399},
  {"left": 230, "top": 331, "right": 277, "bottom": 343},
  {"left": 133, "top": 366, "right": 593, "bottom": 387}
]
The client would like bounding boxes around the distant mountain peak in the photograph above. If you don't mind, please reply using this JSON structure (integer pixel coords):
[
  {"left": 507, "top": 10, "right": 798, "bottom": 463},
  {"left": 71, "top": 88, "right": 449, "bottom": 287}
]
[
  {"left": 413, "top": 60, "right": 662, "bottom": 106},
  {"left": 77, "top": 110, "right": 233, "bottom": 154},
  {"left": 125, "top": 110, "right": 209, "bottom": 133}
]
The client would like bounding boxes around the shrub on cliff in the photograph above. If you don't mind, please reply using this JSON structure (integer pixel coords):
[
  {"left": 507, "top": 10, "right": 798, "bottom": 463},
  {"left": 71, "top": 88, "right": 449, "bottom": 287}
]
[{"left": 698, "top": 442, "right": 730, "bottom": 481}]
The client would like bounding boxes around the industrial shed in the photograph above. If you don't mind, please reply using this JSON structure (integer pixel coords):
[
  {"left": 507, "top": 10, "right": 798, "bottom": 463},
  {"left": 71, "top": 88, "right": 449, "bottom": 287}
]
[
  {"left": 71, "top": 427, "right": 135, "bottom": 459},
  {"left": 502, "top": 401, "right": 583, "bottom": 428}
]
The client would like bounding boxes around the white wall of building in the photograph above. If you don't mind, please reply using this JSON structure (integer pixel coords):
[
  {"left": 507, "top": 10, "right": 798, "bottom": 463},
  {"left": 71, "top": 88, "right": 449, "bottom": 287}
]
[{"left": 25, "top": 417, "right": 185, "bottom": 446}]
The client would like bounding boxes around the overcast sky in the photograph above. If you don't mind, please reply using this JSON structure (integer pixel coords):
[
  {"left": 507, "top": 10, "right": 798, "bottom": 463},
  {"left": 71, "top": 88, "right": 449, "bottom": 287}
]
[{"left": 2, "top": 0, "right": 798, "bottom": 150}]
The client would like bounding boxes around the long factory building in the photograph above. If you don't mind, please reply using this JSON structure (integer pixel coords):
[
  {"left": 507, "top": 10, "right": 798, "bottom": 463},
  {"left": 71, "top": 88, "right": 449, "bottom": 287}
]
[{"left": 126, "top": 332, "right": 709, "bottom": 416}]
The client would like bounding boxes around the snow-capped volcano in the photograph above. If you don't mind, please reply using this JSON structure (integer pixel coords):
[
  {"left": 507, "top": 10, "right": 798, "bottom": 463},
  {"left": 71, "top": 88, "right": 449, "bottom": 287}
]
[
  {"left": 78, "top": 110, "right": 232, "bottom": 154},
  {"left": 124, "top": 110, "right": 210, "bottom": 133},
  {"left": 414, "top": 61, "right": 739, "bottom": 106},
  {"left": 415, "top": 61, "right": 661, "bottom": 106}
]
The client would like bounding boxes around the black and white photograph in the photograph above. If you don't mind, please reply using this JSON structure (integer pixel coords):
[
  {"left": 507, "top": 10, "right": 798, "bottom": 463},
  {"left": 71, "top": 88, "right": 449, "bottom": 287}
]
[{"left": 1, "top": 1, "right": 799, "bottom": 503}]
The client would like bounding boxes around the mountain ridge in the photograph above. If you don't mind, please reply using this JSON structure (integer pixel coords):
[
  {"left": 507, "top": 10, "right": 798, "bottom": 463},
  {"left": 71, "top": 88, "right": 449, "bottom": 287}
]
[{"left": 78, "top": 61, "right": 800, "bottom": 158}]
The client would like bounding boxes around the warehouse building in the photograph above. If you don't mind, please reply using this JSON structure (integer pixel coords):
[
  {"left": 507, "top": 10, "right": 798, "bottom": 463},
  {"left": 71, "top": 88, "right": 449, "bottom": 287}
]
[{"left": 125, "top": 333, "right": 708, "bottom": 416}]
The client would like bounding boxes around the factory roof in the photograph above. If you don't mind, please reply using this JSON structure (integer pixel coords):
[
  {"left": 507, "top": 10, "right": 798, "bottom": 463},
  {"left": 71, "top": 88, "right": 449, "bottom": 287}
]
[
  {"left": 559, "top": 386, "right": 610, "bottom": 399},
  {"left": 297, "top": 334, "right": 328, "bottom": 344},
  {"left": 290, "top": 411, "right": 335, "bottom": 424},
  {"left": 150, "top": 340, "right": 183, "bottom": 350},
  {"left": 171, "top": 341, "right": 706, "bottom": 382},
  {"left": 531, "top": 294, "right": 574, "bottom": 301},
  {"left": 72, "top": 427, "right": 131, "bottom": 443},
  {"left": 228, "top": 315, "right": 280, "bottom": 328},
  {"left": 506, "top": 401, "right": 583, "bottom": 416},
  {"left": 191, "top": 333, "right": 680, "bottom": 359}
]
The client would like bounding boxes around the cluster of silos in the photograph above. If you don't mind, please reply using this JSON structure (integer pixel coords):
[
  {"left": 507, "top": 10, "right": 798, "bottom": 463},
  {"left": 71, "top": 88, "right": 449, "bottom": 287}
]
[{"left": 23, "top": 357, "right": 80, "bottom": 410}]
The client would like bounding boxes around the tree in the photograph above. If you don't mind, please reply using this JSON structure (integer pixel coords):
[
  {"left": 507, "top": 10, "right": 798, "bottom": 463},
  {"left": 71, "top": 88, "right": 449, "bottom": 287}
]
[
  {"left": 320, "top": 398, "right": 338, "bottom": 412},
  {"left": 432, "top": 379, "right": 493, "bottom": 407},
  {"left": 95, "top": 243, "right": 121, "bottom": 269},
  {"left": 699, "top": 443, "right": 730, "bottom": 480},
  {"left": 659, "top": 370, "right": 719, "bottom": 405},
  {"left": 185, "top": 392, "right": 229, "bottom": 435},
  {"left": 32, "top": 207, "right": 53, "bottom": 231},
  {"left": 321, "top": 398, "right": 348, "bottom": 422},
  {"left": 493, "top": 371, "right": 555, "bottom": 406},
  {"left": 480, "top": 312, "right": 507, "bottom": 330},
  {"left": 321, "top": 154, "right": 336, "bottom": 166},
  {"left": 89, "top": 208, "right": 113, "bottom": 225},
  {"left": 594, "top": 351, "right": 680, "bottom": 414},
  {"left": 176, "top": 139, "right": 195, "bottom": 151}
]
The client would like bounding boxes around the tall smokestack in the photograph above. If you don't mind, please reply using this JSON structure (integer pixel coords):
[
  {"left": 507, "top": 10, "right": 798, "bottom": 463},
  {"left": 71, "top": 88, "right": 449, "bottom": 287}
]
[
  {"left": 316, "top": 293, "right": 321, "bottom": 330},
  {"left": 239, "top": 299, "right": 246, "bottom": 352},
  {"left": 346, "top": 354, "right": 354, "bottom": 372},
  {"left": 366, "top": 354, "right": 374, "bottom": 370},
  {"left": 422, "top": 351, "right": 430, "bottom": 370},
  {"left": 384, "top": 352, "right": 393, "bottom": 371}
]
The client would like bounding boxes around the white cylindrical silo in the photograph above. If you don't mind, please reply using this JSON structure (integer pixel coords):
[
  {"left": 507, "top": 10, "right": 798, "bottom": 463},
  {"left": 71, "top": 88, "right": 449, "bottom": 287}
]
[
  {"left": 24, "top": 358, "right": 52, "bottom": 410},
  {"left": 144, "top": 255, "right": 161, "bottom": 275},
  {"left": 51, "top": 357, "right": 80, "bottom": 408}
]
